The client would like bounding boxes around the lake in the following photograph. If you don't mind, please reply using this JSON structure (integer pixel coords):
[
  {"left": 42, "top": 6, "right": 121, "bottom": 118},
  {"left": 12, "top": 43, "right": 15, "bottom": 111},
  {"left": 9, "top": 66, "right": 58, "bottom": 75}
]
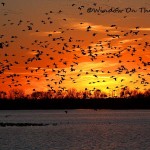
[{"left": 0, "top": 109, "right": 150, "bottom": 150}]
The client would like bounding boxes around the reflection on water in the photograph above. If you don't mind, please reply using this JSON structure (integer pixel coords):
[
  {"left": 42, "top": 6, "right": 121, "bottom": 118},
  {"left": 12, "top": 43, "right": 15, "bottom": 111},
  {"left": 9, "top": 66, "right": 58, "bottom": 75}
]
[{"left": 0, "top": 110, "right": 150, "bottom": 150}]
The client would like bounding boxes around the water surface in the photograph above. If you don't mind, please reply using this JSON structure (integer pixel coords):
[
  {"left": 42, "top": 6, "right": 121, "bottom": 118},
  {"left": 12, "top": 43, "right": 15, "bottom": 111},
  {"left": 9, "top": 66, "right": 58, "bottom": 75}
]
[{"left": 0, "top": 109, "right": 150, "bottom": 150}]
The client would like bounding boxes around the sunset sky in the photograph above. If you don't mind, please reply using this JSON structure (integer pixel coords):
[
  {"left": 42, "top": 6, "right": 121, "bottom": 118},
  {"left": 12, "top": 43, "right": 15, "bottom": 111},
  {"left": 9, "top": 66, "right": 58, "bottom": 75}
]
[{"left": 0, "top": 0, "right": 150, "bottom": 96}]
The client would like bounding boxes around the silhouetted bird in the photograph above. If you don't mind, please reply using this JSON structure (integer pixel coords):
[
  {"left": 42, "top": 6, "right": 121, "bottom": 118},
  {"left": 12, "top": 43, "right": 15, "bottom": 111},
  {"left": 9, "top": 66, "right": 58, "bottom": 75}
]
[
  {"left": 1, "top": 2, "right": 5, "bottom": 6},
  {"left": 0, "top": 43, "right": 3, "bottom": 48}
]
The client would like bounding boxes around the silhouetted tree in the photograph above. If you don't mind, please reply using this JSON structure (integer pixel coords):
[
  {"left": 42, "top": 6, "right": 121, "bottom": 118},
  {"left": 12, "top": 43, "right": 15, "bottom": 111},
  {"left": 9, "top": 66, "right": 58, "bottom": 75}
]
[
  {"left": 31, "top": 91, "right": 44, "bottom": 100},
  {"left": 55, "top": 90, "right": 65, "bottom": 99},
  {"left": 120, "top": 87, "right": 131, "bottom": 98},
  {"left": 66, "top": 88, "right": 77, "bottom": 98},
  {"left": 94, "top": 89, "right": 101, "bottom": 98},
  {"left": 120, "top": 88, "right": 125, "bottom": 98},
  {"left": 76, "top": 91, "right": 84, "bottom": 99},
  {"left": 9, "top": 89, "right": 25, "bottom": 99},
  {"left": 0, "top": 91, "right": 7, "bottom": 99},
  {"left": 144, "top": 89, "right": 150, "bottom": 97},
  {"left": 45, "top": 90, "right": 55, "bottom": 99},
  {"left": 100, "top": 92, "right": 107, "bottom": 98},
  {"left": 82, "top": 90, "right": 92, "bottom": 99}
]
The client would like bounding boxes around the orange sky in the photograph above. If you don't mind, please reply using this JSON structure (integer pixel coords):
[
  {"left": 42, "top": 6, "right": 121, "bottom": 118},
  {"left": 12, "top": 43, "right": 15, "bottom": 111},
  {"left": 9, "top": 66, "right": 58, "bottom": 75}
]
[{"left": 0, "top": 0, "right": 150, "bottom": 96}]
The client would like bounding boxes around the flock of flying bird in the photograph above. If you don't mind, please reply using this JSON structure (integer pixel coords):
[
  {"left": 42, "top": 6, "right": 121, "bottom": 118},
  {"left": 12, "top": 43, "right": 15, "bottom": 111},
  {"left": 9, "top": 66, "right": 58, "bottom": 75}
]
[{"left": 0, "top": 1, "right": 150, "bottom": 96}]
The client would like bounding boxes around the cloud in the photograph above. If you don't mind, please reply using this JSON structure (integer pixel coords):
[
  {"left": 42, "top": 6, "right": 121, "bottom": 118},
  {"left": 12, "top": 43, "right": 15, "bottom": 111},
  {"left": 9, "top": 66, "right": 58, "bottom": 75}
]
[
  {"left": 73, "top": 22, "right": 112, "bottom": 32},
  {"left": 131, "top": 28, "right": 150, "bottom": 31},
  {"left": 30, "top": 31, "right": 61, "bottom": 36},
  {"left": 119, "top": 38, "right": 142, "bottom": 44},
  {"left": 64, "top": 61, "right": 118, "bottom": 76}
]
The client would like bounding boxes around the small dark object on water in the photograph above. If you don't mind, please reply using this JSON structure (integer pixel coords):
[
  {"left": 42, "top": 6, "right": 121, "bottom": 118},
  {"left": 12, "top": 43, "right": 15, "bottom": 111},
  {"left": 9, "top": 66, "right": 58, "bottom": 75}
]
[
  {"left": 52, "top": 123, "right": 58, "bottom": 126},
  {"left": 64, "top": 110, "right": 68, "bottom": 114},
  {"left": 0, "top": 122, "right": 49, "bottom": 127}
]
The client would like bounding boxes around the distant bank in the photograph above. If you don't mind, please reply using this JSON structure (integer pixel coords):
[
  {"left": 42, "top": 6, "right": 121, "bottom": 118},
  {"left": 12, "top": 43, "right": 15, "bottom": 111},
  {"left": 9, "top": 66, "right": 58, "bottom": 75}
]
[{"left": 0, "top": 97, "right": 150, "bottom": 110}]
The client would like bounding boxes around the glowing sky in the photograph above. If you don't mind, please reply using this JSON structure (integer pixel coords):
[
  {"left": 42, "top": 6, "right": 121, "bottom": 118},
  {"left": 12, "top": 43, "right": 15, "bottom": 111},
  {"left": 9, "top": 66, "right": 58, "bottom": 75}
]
[{"left": 0, "top": 0, "right": 150, "bottom": 95}]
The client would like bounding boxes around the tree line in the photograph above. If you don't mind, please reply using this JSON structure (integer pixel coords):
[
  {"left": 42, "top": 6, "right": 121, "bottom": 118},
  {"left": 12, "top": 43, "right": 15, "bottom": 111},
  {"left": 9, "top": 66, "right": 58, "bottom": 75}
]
[
  {"left": 0, "top": 88, "right": 150, "bottom": 100},
  {"left": 0, "top": 88, "right": 150, "bottom": 109}
]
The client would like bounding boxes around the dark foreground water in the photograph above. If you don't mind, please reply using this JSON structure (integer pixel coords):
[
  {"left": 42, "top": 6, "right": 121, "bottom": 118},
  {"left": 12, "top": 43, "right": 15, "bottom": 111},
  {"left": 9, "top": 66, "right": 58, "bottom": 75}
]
[{"left": 0, "top": 109, "right": 150, "bottom": 150}]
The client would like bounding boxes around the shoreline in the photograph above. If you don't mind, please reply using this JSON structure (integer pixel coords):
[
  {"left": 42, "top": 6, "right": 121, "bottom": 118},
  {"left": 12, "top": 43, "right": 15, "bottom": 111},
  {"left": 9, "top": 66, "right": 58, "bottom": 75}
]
[{"left": 0, "top": 97, "right": 150, "bottom": 110}]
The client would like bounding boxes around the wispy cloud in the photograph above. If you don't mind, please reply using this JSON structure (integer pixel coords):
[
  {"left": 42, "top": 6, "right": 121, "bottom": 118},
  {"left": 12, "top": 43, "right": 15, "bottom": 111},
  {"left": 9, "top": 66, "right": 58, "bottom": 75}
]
[
  {"left": 73, "top": 22, "right": 112, "bottom": 32},
  {"left": 131, "top": 28, "right": 150, "bottom": 31},
  {"left": 30, "top": 31, "right": 61, "bottom": 36},
  {"left": 119, "top": 38, "right": 142, "bottom": 44},
  {"left": 64, "top": 61, "right": 118, "bottom": 76}
]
